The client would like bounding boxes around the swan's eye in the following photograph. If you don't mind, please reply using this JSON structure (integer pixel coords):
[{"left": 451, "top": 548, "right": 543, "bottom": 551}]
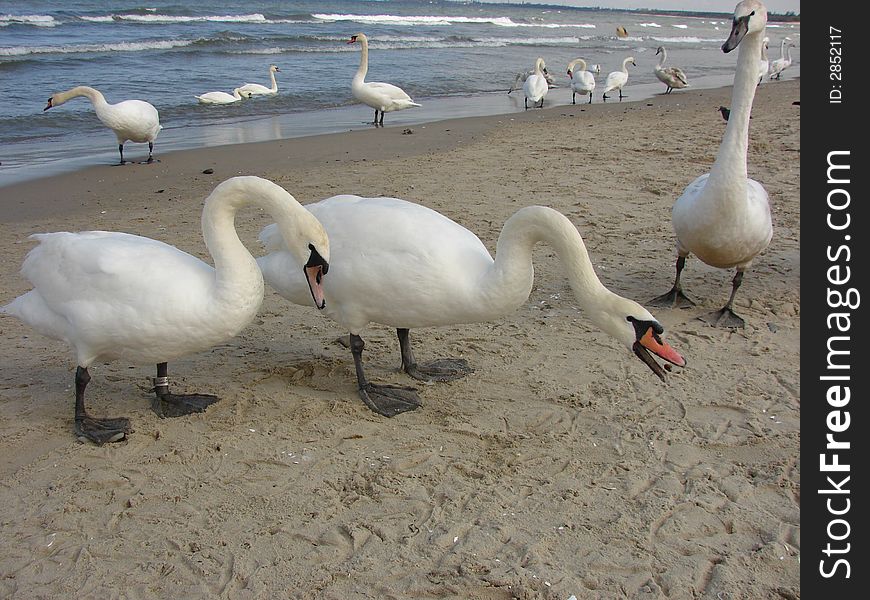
[{"left": 626, "top": 316, "right": 635, "bottom": 323}]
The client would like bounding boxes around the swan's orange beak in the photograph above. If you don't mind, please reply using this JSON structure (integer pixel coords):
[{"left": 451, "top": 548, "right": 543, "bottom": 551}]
[
  {"left": 305, "top": 264, "right": 327, "bottom": 310},
  {"left": 347, "top": 36, "right": 358, "bottom": 44},
  {"left": 632, "top": 322, "right": 685, "bottom": 381}
]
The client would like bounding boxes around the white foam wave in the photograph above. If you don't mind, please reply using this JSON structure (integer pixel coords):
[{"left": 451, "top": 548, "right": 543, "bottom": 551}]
[
  {"left": 0, "top": 39, "right": 194, "bottom": 56},
  {"left": 312, "top": 13, "right": 595, "bottom": 28},
  {"left": 0, "top": 14, "right": 58, "bottom": 27},
  {"left": 639, "top": 22, "right": 662, "bottom": 28},
  {"left": 650, "top": 36, "right": 721, "bottom": 43},
  {"left": 80, "top": 13, "right": 269, "bottom": 24},
  {"left": 673, "top": 24, "right": 689, "bottom": 29}
]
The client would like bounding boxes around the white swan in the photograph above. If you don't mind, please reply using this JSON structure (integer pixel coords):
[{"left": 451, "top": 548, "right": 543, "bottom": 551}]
[
  {"left": 237, "top": 65, "right": 281, "bottom": 96},
  {"left": 348, "top": 33, "right": 421, "bottom": 126},
  {"left": 523, "top": 57, "right": 549, "bottom": 110},
  {"left": 768, "top": 37, "right": 794, "bottom": 79},
  {"left": 257, "top": 197, "right": 685, "bottom": 417},
  {"left": 1, "top": 176, "right": 330, "bottom": 444},
  {"left": 602, "top": 56, "right": 635, "bottom": 101},
  {"left": 566, "top": 58, "right": 596, "bottom": 104},
  {"left": 757, "top": 37, "right": 770, "bottom": 84},
  {"left": 195, "top": 87, "right": 251, "bottom": 104},
  {"left": 507, "top": 67, "right": 555, "bottom": 94},
  {"left": 653, "top": 46, "right": 689, "bottom": 94},
  {"left": 44, "top": 85, "right": 162, "bottom": 164},
  {"left": 651, "top": 0, "right": 772, "bottom": 329}
]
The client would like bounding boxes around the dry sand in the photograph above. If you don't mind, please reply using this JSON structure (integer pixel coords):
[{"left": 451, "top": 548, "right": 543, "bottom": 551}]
[{"left": 0, "top": 80, "right": 800, "bottom": 599}]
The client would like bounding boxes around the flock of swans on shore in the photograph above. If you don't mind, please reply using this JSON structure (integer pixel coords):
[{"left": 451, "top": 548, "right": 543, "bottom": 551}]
[{"left": 7, "top": 1, "right": 783, "bottom": 443}]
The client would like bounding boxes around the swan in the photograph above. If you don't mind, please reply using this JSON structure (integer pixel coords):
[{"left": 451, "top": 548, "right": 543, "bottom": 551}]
[
  {"left": 523, "top": 57, "right": 549, "bottom": 110},
  {"left": 507, "top": 67, "right": 555, "bottom": 94},
  {"left": 566, "top": 58, "right": 596, "bottom": 104},
  {"left": 195, "top": 87, "right": 251, "bottom": 104},
  {"left": 348, "top": 33, "right": 421, "bottom": 126},
  {"left": 768, "top": 37, "right": 794, "bottom": 79},
  {"left": 650, "top": 0, "right": 772, "bottom": 329},
  {"left": 757, "top": 37, "right": 769, "bottom": 84},
  {"left": 602, "top": 57, "right": 635, "bottom": 101},
  {"left": 257, "top": 197, "right": 686, "bottom": 417},
  {"left": 44, "top": 85, "right": 162, "bottom": 165},
  {"left": 237, "top": 65, "right": 281, "bottom": 96},
  {"left": 1, "top": 176, "right": 330, "bottom": 444},
  {"left": 653, "top": 46, "right": 689, "bottom": 94}
]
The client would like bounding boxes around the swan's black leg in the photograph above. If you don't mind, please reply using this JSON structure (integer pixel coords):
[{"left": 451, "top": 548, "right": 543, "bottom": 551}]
[
  {"left": 378, "top": 111, "right": 384, "bottom": 126},
  {"left": 700, "top": 270, "right": 747, "bottom": 328},
  {"left": 118, "top": 143, "right": 125, "bottom": 165},
  {"left": 151, "top": 362, "right": 219, "bottom": 418},
  {"left": 572, "top": 92, "right": 576, "bottom": 105},
  {"left": 588, "top": 93, "right": 592, "bottom": 104},
  {"left": 524, "top": 97, "right": 529, "bottom": 110},
  {"left": 602, "top": 93, "right": 608, "bottom": 102},
  {"left": 147, "top": 141, "right": 154, "bottom": 163},
  {"left": 650, "top": 255, "right": 696, "bottom": 308},
  {"left": 619, "top": 88, "right": 624, "bottom": 100},
  {"left": 350, "top": 334, "right": 421, "bottom": 417},
  {"left": 397, "top": 328, "right": 473, "bottom": 382},
  {"left": 73, "top": 366, "right": 132, "bottom": 444}
]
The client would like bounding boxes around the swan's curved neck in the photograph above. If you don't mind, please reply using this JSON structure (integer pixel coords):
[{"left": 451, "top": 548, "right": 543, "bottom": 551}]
[
  {"left": 56, "top": 86, "right": 107, "bottom": 108},
  {"left": 269, "top": 69, "right": 278, "bottom": 91},
  {"left": 354, "top": 37, "right": 369, "bottom": 83},
  {"left": 569, "top": 59, "right": 586, "bottom": 73},
  {"left": 784, "top": 45, "right": 792, "bottom": 61},
  {"left": 657, "top": 48, "right": 667, "bottom": 67},
  {"left": 707, "top": 30, "right": 763, "bottom": 189},
  {"left": 622, "top": 57, "right": 633, "bottom": 72},
  {"left": 201, "top": 178, "right": 313, "bottom": 303},
  {"left": 482, "top": 206, "right": 613, "bottom": 318}
]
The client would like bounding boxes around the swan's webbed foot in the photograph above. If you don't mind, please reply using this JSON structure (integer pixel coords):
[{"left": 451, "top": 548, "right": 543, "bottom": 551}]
[
  {"left": 649, "top": 286, "right": 696, "bottom": 309},
  {"left": 152, "top": 392, "right": 219, "bottom": 418},
  {"left": 405, "top": 358, "right": 474, "bottom": 382},
  {"left": 75, "top": 415, "right": 132, "bottom": 445},
  {"left": 358, "top": 383, "right": 422, "bottom": 417},
  {"left": 699, "top": 307, "right": 745, "bottom": 329}
]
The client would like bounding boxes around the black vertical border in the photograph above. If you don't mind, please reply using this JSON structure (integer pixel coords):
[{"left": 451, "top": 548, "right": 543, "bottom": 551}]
[{"left": 802, "top": 2, "right": 867, "bottom": 596}]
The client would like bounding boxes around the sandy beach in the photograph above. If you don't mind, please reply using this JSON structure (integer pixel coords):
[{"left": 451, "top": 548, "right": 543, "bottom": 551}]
[{"left": 0, "top": 79, "right": 800, "bottom": 599}]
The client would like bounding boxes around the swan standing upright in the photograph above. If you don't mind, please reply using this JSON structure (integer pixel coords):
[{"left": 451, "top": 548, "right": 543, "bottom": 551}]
[
  {"left": 1, "top": 176, "right": 330, "bottom": 444},
  {"left": 348, "top": 33, "right": 420, "bottom": 126},
  {"left": 757, "top": 37, "right": 770, "bottom": 84},
  {"left": 602, "top": 57, "right": 635, "bottom": 101},
  {"left": 653, "top": 46, "right": 689, "bottom": 94},
  {"left": 238, "top": 65, "right": 281, "bottom": 96},
  {"left": 257, "top": 197, "right": 685, "bottom": 417},
  {"left": 44, "top": 85, "right": 162, "bottom": 165},
  {"left": 523, "top": 58, "right": 549, "bottom": 109},
  {"left": 507, "top": 67, "right": 554, "bottom": 95},
  {"left": 768, "top": 38, "right": 794, "bottom": 79},
  {"left": 650, "top": 0, "right": 772, "bottom": 329},
  {"left": 566, "top": 58, "right": 596, "bottom": 104},
  {"left": 195, "top": 87, "right": 251, "bottom": 104}
]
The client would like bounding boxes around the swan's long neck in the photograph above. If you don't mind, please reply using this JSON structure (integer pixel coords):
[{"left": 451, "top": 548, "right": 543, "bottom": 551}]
[
  {"left": 200, "top": 177, "right": 315, "bottom": 308},
  {"left": 269, "top": 69, "right": 278, "bottom": 91},
  {"left": 569, "top": 59, "right": 586, "bottom": 74},
  {"left": 354, "top": 37, "right": 369, "bottom": 84},
  {"left": 55, "top": 86, "right": 107, "bottom": 109},
  {"left": 779, "top": 39, "right": 787, "bottom": 58},
  {"left": 622, "top": 57, "right": 632, "bottom": 73},
  {"left": 482, "top": 206, "right": 614, "bottom": 319},
  {"left": 657, "top": 48, "right": 667, "bottom": 67},
  {"left": 707, "top": 29, "right": 763, "bottom": 190},
  {"left": 784, "top": 45, "right": 792, "bottom": 62}
]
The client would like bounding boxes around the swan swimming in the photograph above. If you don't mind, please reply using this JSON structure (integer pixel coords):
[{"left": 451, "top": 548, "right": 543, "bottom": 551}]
[
  {"left": 566, "top": 58, "right": 596, "bottom": 104},
  {"left": 238, "top": 65, "right": 281, "bottom": 96},
  {"left": 257, "top": 197, "right": 685, "bottom": 417},
  {"left": 195, "top": 87, "right": 251, "bottom": 104},
  {"left": 2, "top": 176, "right": 330, "bottom": 444},
  {"left": 653, "top": 46, "right": 689, "bottom": 94},
  {"left": 602, "top": 57, "right": 635, "bottom": 101},
  {"left": 523, "top": 57, "right": 549, "bottom": 110},
  {"left": 651, "top": 0, "right": 772, "bottom": 328},
  {"left": 348, "top": 33, "right": 421, "bottom": 126},
  {"left": 44, "top": 85, "right": 162, "bottom": 165}
]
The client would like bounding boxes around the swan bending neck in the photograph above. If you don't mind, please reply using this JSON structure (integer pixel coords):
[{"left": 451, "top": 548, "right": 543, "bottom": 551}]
[{"left": 56, "top": 86, "right": 106, "bottom": 108}]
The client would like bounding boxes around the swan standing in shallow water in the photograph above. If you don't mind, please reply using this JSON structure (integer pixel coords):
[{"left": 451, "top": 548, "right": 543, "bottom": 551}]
[
  {"left": 257, "top": 197, "right": 685, "bottom": 417},
  {"left": 348, "top": 33, "right": 420, "bottom": 126},
  {"left": 768, "top": 38, "right": 794, "bottom": 79},
  {"left": 238, "top": 65, "right": 281, "bottom": 96},
  {"left": 1, "top": 176, "right": 330, "bottom": 444},
  {"left": 566, "top": 58, "right": 596, "bottom": 104},
  {"left": 651, "top": 0, "right": 772, "bottom": 329},
  {"left": 507, "top": 67, "right": 555, "bottom": 94},
  {"left": 602, "top": 57, "right": 635, "bottom": 101},
  {"left": 44, "top": 85, "right": 162, "bottom": 165},
  {"left": 653, "top": 46, "right": 689, "bottom": 94},
  {"left": 523, "top": 57, "right": 549, "bottom": 109},
  {"left": 195, "top": 87, "right": 251, "bottom": 104}
]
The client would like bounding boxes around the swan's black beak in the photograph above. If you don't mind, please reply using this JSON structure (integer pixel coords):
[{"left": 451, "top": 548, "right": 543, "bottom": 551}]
[
  {"left": 629, "top": 318, "right": 686, "bottom": 381},
  {"left": 723, "top": 13, "right": 751, "bottom": 53},
  {"left": 44, "top": 98, "right": 53, "bottom": 111},
  {"left": 347, "top": 36, "right": 358, "bottom": 44},
  {"left": 304, "top": 244, "right": 329, "bottom": 310}
]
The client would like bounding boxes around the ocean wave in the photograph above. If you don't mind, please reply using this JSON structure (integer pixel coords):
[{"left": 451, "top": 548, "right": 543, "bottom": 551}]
[
  {"left": 639, "top": 22, "right": 662, "bottom": 28},
  {"left": 79, "top": 13, "right": 270, "bottom": 24},
  {"left": 0, "top": 14, "right": 58, "bottom": 27},
  {"left": 650, "top": 36, "right": 722, "bottom": 43},
  {"left": 0, "top": 39, "right": 195, "bottom": 56},
  {"left": 312, "top": 13, "right": 596, "bottom": 29}
]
